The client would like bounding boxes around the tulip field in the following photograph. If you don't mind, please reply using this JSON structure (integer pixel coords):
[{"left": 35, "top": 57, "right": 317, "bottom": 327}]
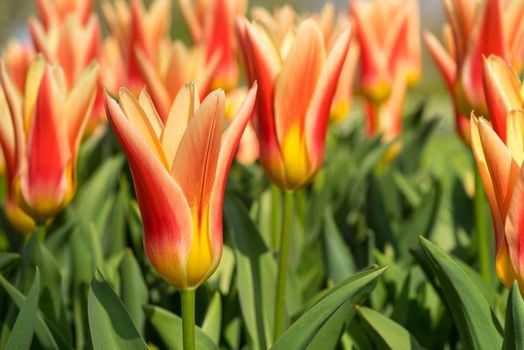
[{"left": 1, "top": 0, "right": 524, "bottom": 349}]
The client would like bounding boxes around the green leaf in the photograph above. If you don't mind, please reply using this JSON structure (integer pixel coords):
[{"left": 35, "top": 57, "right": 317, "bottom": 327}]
[
  {"left": 357, "top": 306, "right": 422, "bottom": 350},
  {"left": 0, "top": 252, "right": 19, "bottom": 271},
  {"left": 5, "top": 269, "right": 40, "bottom": 350},
  {"left": 323, "top": 208, "right": 356, "bottom": 284},
  {"left": 0, "top": 273, "right": 66, "bottom": 349},
  {"left": 272, "top": 265, "right": 387, "bottom": 350},
  {"left": 75, "top": 155, "right": 124, "bottom": 223},
  {"left": 503, "top": 283, "right": 524, "bottom": 350},
  {"left": 143, "top": 304, "right": 218, "bottom": 350},
  {"left": 88, "top": 273, "right": 148, "bottom": 350},
  {"left": 202, "top": 292, "right": 222, "bottom": 345},
  {"left": 119, "top": 249, "right": 147, "bottom": 335},
  {"left": 18, "top": 232, "right": 72, "bottom": 343},
  {"left": 224, "top": 196, "right": 276, "bottom": 349},
  {"left": 419, "top": 237, "right": 502, "bottom": 349}
]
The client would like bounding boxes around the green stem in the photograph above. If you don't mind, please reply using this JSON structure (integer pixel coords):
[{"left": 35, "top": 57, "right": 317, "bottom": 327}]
[
  {"left": 273, "top": 191, "right": 294, "bottom": 341},
  {"left": 474, "top": 165, "right": 491, "bottom": 284},
  {"left": 181, "top": 289, "right": 195, "bottom": 350},
  {"left": 271, "top": 184, "right": 282, "bottom": 249}
]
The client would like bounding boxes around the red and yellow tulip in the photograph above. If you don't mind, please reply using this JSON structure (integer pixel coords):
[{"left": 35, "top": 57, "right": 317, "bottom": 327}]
[
  {"left": 470, "top": 113, "right": 524, "bottom": 290},
  {"left": 352, "top": 0, "right": 420, "bottom": 104},
  {"left": 179, "top": 0, "right": 246, "bottom": 90},
  {"left": 104, "top": 83, "right": 257, "bottom": 289},
  {"left": 136, "top": 41, "right": 218, "bottom": 123},
  {"left": 36, "top": 0, "right": 92, "bottom": 29},
  {"left": 102, "top": 0, "right": 171, "bottom": 93},
  {"left": 236, "top": 18, "right": 351, "bottom": 190},
  {"left": 425, "top": 0, "right": 524, "bottom": 142},
  {"left": 0, "top": 55, "right": 99, "bottom": 226}
]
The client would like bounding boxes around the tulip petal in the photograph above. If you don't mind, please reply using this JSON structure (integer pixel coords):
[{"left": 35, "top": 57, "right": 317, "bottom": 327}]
[
  {"left": 162, "top": 83, "right": 200, "bottom": 169},
  {"left": 171, "top": 89, "right": 224, "bottom": 214},
  {"left": 274, "top": 19, "right": 325, "bottom": 147},
  {"left": 0, "top": 62, "right": 25, "bottom": 176},
  {"left": 506, "top": 159, "right": 524, "bottom": 282},
  {"left": 105, "top": 93, "right": 193, "bottom": 288},
  {"left": 483, "top": 55, "right": 522, "bottom": 141},
  {"left": 66, "top": 63, "right": 99, "bottom": 158},
  {"left": 239, "top": 19, "right": 286, "bottom": 182},
  {"left": 138, "top": 89, "right": 163, "bottom": 138},
  {"left": 424, "top": 31, "right": 456, "bottom": 92},
  {"left": 461, "top": 0, "right": 506, "bottom": 108},
  {"left": 470, "top": 115, "right": 517, "bottom": 286},
  {"left": 507, "top": 110, "right": 524, "bottom": 166},
  {"left": 305, "top": 26, "right": 351, "bottom": 172},
  {"left": 209, "top": 83, "right": 257, "bottom": 271},
  {"left": 118, "top": 88, "right": 168, "bottom": 167},
  {"left": 23, "top": 55, "right": 47, "bottom": 133},
  {"left": 135, "top": 48, "right": 171, "bottom": 123},
  {"left": 22, "top": 66, "right": 70, "bottom": 218},
  {"left": 0, "top": 87, "right": 16, "bottom": 182}
]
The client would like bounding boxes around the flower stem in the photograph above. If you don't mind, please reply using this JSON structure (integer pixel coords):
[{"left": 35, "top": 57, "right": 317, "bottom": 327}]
[
  {"left": 474, "top": 165, "right": 491, "bottom": 284},
  {"left": 181, "top": 289, "right": 195, "bottom": 350},
  {"left": 271, "top": 184, "right": 282, "bottom": 249},
  {"left": 273, "top": 190, "right": 293, "bottom": 340}
]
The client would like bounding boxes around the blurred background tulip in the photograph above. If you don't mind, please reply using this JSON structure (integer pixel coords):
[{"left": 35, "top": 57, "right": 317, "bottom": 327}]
[{"left": 0, "top": 55, "right": 98, "bottom": 224}]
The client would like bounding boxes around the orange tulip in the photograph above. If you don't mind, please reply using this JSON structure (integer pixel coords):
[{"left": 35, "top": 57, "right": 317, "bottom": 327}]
[
  {"left": 179, "top": 0, "right": 246, "bottom": 90},
  {"left": 0, "top": 55, "right": 99, "bottom": 224},
  {"left": 136, "top": 41, "right": 218, "bottom": 123},
  {"left": 250, "top": 4, "right": 296, "bottom": 47},
  {"left": 237, "top": 18, "right": 351, "bottom": 190},
  {"left": 104, "top": 82, "right": 257, "bottom": 289},
  {"left": 470, "top": 113, "right": 524, "bottom": 289},
  {"left": 29, "top": 14, "right": 101, "bottom": 89},
  {"left": 425, "top": 0, "right": 524, "bottom": 142},
  {"left": 352, "top": 0, "right": 420, "bottom": 103},
  {"left": 365, "top": 72, "right": 407, "bottom": 153},
  {"left": 102, "top": 0, "right": 171, "bottom": 92},
  {"left": 37, "top": 0, "right": 92, "bottom": 29}
]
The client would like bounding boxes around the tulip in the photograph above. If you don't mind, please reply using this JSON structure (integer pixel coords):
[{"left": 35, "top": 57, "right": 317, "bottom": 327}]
[
  {"left": 37, "top": 0, "right": 92, "bottom": 29},
  {"left": 102, "top": 0, "right": 171, "bottom": 92},
  {"left": 179, "top": 0, "right": 246, "bottom": 90},
  {"left": 365, "top": 71, "right": 407, "bottom": 160},
  {"left": 0, "top": 55, "right": 99, "bottom": 223},
  {"left": 2, "top": 41, "right": 35, "bottom": 92},
  {"left": 425, "top": 0, "right": 524, "bottom": 142},
  {"left": 250, "top": 5, "right": 296, "bottom": 47},
  {"left": 352, "top": 0, "right": 420, "bottom": 103},
  {"left": 136, "top": 41, "right": 218, "bottom": 123},
  {"left": 236, "top": 18, "right": 351, "bottom": 191},
  {"left": 104, "top": 82, "right": 257, "bottom": 289},
  {"left": 470, "top": 113, "right": 524, "bottom": 289},
  {"left": 29, "top": 15, "right": 101, "bottom": 89}
]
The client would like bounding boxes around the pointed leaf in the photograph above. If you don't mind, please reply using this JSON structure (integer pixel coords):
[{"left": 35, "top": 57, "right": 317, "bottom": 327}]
[
  {"left": 503, "top": 283, "right": 524, "bottom": 350},
  {"left": 5, "top": 269, "right": 40, "bottom": 350},
  {"left": 419, "top": 237, "right": 503, "bottom": 350},
  {"left": 88, "top": 274, "right": 148, "bottom": 350},
  {"left": 357, "top": 306, "right": 422, "bottom": 350},
  {"left": 143, "top": 304, "right": 218, "bottom": 350},
  {"left": 272, "top": 265, "right": 387, "bottom": 349}
]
